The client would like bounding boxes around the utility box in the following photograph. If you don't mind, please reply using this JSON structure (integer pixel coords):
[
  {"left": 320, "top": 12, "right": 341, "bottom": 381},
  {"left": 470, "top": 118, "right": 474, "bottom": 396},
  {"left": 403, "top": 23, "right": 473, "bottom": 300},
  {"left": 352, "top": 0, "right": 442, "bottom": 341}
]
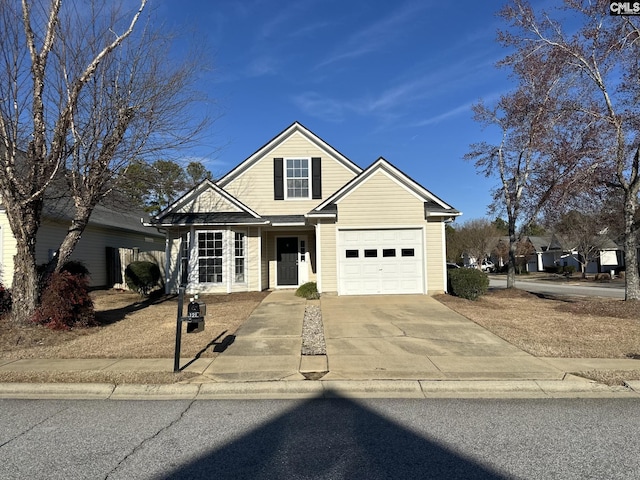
[{"left": 183, "top": 297, "right": 206, "bottom": 333}]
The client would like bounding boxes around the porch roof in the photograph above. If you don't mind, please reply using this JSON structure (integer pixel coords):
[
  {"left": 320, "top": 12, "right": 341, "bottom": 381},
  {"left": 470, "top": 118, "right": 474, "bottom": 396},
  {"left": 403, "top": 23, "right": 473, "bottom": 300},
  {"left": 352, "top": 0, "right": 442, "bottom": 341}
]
[
  {"left": 149, "top": 212, "right": 269, "bottom": 227},
  {"left": 147, "top": 213, "right": 311, "bottom": 228}
]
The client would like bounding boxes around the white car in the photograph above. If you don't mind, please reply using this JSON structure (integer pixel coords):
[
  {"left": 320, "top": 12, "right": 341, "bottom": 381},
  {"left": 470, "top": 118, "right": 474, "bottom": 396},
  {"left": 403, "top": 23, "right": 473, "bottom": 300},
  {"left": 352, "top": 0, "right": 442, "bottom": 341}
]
[{"left": 480, "top": 260, "right": 495, "bottom": 273}]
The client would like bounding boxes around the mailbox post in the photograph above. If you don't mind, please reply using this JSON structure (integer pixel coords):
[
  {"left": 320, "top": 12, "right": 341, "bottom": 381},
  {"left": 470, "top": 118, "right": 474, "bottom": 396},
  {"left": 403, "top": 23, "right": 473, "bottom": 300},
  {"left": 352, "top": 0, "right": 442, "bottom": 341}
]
[{"left": 174, "top": 288, "right": 206, "bottom": 372}]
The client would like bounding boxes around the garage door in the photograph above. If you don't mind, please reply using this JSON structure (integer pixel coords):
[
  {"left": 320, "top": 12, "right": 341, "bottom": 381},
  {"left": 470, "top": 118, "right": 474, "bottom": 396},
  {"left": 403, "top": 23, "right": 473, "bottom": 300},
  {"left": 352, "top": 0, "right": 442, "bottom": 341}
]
[{"left": 338, "top": 229, "right": 424, "bottom": 295}]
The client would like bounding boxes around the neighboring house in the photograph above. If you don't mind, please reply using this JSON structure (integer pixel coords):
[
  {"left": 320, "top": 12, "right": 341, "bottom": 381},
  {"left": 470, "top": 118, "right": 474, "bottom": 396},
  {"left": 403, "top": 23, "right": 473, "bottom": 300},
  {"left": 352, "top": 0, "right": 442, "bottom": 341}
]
[
  {"left": 0, "top": 199, "right": 165, "bottom": 288},
  {"left": 524, "top": 235, "right": 562, "bottom": 272},
  {"left": 149, "top": 122, "right": 460, "bottom": 296},
  {"left": 490, "top": 234, "right": 623, "bottom": 274},
  {"left": 552, "top": 234, "right": 622, "bottom": 275}
]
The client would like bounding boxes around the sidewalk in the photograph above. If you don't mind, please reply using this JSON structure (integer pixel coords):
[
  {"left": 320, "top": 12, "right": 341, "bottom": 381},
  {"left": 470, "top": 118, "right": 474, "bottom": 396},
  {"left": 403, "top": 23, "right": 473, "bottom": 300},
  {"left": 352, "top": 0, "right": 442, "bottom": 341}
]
[{"left": 1, "top": 290, "right": 639, "bottom": 399}]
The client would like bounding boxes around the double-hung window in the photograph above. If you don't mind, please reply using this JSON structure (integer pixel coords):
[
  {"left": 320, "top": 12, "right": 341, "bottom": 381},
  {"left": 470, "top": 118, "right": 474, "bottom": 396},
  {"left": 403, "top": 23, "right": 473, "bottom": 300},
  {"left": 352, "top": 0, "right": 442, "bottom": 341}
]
[
  {"left": 180, "top": 232, "right": 189, "bottom": 286},
  {"left": 234, "top": 232, "right": 245, "bottom": 283},
  {"left": 286, "top": 158, "right": 309, "bottom": 198},
  {"left": 198, "top": 231, "right": 223, "bottom": 283}
]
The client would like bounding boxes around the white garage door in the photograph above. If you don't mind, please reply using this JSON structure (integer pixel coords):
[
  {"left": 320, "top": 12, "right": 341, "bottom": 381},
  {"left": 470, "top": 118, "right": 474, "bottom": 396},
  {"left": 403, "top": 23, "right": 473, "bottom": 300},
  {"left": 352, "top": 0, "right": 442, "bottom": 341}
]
[{"left": 338, "top": 228, "right": 424, "bottom": 295}]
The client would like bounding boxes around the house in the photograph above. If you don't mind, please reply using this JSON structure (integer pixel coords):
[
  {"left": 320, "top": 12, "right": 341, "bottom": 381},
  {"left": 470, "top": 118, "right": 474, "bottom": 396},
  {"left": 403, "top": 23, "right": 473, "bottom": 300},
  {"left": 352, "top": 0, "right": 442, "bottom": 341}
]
[
  {"left": 149, "top": 122, "right": 460, "bottom": 296},
  {"left": 490, "top": 234, "right": 623, "bottom": 275},
  {"left": 0, "top": 198, "right": 165, "bottom": 288}
]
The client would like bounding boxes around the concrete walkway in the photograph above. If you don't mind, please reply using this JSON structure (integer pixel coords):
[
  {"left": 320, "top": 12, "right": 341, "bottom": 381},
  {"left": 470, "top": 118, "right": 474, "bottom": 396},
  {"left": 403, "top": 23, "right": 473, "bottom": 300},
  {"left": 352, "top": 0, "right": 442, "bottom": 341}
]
[{"left": 1, "top": 290, "right": 639, "bottom": 399}]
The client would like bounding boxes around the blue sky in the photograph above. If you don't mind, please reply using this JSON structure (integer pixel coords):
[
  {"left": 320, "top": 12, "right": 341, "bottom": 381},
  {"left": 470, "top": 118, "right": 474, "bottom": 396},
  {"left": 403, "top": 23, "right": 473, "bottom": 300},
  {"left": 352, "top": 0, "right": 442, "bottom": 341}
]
[{"left": 157, "top": 0, "right": 530, "bottom": 222}]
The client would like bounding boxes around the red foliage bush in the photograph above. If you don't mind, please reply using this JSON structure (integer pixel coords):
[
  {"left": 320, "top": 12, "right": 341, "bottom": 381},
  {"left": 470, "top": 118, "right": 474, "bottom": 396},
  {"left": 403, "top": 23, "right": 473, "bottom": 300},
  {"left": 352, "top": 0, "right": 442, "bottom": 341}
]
[{"left": 31, "top": 271, "right": 96, "bottom": 330}]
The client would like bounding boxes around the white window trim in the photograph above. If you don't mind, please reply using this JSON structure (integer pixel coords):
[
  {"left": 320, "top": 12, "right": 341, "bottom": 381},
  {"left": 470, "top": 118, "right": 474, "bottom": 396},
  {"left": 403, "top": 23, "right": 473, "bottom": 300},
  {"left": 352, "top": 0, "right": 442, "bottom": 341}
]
[
  {"left": 284, "top": 157, "right": 311, "bottom": 200},
  {"left": 196, "top": 230, "right": 225, "bottom": 285},
  {"left": 233, "top": 230, "right": 247, "bottom": 284}
]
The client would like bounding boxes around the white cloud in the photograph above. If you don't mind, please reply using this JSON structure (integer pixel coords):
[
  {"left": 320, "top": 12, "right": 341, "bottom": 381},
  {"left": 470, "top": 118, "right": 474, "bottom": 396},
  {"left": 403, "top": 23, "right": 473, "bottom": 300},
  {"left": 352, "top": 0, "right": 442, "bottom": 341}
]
[{"left": 316, "top": 2, "right": 431, "bottom": 69}]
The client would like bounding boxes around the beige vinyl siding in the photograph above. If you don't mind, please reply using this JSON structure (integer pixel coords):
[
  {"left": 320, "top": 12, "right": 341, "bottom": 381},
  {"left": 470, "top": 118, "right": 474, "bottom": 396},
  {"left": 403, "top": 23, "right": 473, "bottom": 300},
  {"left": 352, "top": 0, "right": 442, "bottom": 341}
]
[
  {"left": 318, "top": 220, "right": 337, "bottom": 292},
  {"left": 165, "top": 230, "right": 182, "bottom": 293},
  {"left": 36, "top": 220, "right": 164, "bottom": 287},
  {"left": 245, "top": 227, "right": 260, "bottom": 292},
  {"left": 224, "top": 131, "right": 357, "bottom": 214},
  {"left": 265, "top": 233, "right": 275, "bottom": 288},
  {"left": 177, "top": 189, "right": 243, "bottom": 213},
  {"left": 425, "top": 219, "right": 446, "bottom": 294},
  {"left": 336, "top": 170, "right": 425, "bottom": 225},
  {"left": 260, "top": 233, "right": 269, "bottom": 290}
]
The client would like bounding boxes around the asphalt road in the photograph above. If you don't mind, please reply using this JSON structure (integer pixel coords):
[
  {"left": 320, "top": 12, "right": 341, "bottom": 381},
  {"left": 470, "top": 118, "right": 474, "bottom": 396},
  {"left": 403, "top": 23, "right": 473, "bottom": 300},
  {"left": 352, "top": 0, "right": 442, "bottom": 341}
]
[
  {"left": 489, "top": 276, "right": 625, "bottom": 299},
  {"left": 1, "top": 398, "right": 639, "bottom": 479}
]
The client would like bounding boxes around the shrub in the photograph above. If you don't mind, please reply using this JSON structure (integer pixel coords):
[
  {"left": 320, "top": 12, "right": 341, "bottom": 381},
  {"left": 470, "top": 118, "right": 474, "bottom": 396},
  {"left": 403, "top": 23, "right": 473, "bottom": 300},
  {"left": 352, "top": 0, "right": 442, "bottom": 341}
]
[
  {"left": 448, "top": 268, "right": 489, "bottom": 300},
  {"left": 32, "top": 271, "right": 95, "bottom": 330},
  {"left": 562, "top": 265, "right": 576, "bottom": 275},
  {"left": 0, "top": 284, "right": 12, "bottom": 315},
  {"left": 296, "top": 282, "right": 320, "bottom": 299},
  {"left": 125, "top": 261, "right": 161, "bottom": 296},
  {"left": 60, "top": 260, "right": 90, "bottom": 276}
]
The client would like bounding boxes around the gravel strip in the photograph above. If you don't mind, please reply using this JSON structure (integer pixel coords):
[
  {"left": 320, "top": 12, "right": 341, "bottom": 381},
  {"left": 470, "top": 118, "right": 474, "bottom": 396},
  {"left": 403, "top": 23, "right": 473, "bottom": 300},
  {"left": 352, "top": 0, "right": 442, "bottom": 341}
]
[{"left": 301, "top": 304, "right": 326, "bottom": 355}]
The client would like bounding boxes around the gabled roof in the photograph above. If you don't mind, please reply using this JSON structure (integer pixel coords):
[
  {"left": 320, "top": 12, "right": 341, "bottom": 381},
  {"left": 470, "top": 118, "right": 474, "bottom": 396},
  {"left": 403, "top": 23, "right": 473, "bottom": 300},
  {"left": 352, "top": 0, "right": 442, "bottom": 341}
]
[
  {"left": 154, "top": 178, "right": 261, "bottom": 222},
  {"left": 308, "top": 157, "right": 460, "bottom": 217},
  {"left": 218, "top": 121, "right": 362, "bottom": 187},
  {"left": 526, "top": 236, "right": 554, "bottom": 252}
]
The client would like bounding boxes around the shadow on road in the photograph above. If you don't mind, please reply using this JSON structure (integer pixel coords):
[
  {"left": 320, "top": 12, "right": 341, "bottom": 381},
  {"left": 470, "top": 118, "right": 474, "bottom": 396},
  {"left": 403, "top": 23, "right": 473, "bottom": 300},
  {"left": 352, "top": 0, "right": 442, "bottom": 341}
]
[{"left": 163, "top": 394, "right": 508, "bottom": 479}]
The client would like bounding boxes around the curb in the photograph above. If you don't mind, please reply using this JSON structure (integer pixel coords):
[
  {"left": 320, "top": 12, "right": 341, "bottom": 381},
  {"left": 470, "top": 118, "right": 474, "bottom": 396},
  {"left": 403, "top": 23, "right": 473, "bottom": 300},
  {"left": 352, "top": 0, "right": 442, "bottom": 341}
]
[{"left": 0, "top": 379, "right": 637, "bottom": 400}]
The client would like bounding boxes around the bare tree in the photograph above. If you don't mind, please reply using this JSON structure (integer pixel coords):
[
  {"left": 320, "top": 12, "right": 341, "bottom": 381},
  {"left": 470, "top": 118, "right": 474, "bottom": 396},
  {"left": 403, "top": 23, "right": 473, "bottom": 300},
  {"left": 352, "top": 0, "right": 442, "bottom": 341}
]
[
  {"left": 499, "top": 0, "right": 640, "bottom": 299},
  {"left": 0, "top": 1, "right": 209, "bottom": 323},
  {"left": 466, "top": 71, "right": 562, "bottom": 287},
  {"left": 456, "top": 219, "right": 499, "bottom": 270}
]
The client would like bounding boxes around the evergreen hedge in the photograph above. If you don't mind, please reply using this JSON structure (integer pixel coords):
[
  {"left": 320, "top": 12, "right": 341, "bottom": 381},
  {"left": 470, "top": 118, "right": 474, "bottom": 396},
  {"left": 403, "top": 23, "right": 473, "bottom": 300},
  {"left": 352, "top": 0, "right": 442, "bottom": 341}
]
[
  {"left": 125, "top": 261, "right": 161, "bottom": 296},
  {"left": 448, "top": 268, "right": 489, "bottom": 300}
]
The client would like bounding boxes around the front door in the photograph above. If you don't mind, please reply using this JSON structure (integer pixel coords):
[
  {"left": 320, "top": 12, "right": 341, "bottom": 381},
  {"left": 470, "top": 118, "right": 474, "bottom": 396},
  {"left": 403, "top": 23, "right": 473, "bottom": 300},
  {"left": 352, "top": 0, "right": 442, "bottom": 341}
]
[{"left": 277, "top": 237, "right": 298, "bottom": 286}]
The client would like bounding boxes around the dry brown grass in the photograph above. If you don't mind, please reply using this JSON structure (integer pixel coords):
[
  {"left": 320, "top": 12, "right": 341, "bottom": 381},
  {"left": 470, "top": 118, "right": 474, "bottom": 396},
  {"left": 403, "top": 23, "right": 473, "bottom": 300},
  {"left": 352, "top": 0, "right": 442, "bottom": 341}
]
[
  {"left": 1, "top": 289, "right": 269, "bottom": 359},
  {"left": 435, "top": 289, "right": 640, "bottom": 358},
  {"left": 3, "top": 287, "right": 640, "bottom": 386},
  {"left": 436, "top": 288, "right": 640, "bottom": 385}
]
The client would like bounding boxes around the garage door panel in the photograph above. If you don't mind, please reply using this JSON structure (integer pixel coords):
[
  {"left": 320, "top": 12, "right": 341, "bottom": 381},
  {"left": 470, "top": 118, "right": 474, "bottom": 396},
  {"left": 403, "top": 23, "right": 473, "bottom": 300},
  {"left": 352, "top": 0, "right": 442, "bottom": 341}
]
[{"left": 338, "top": 229, "right": 424, "bottom": 295}]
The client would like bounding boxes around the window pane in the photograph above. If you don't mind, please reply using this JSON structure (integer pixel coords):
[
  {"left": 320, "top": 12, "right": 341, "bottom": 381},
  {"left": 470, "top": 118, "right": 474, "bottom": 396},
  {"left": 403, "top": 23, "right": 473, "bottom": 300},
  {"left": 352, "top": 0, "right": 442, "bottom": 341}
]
[
  {"left": 198, "top": 232, "right": 224, "bottom": 283},
  {"left": 364, "top": 249, "right": 377, "bottom": 258},
  {"left": 401, "top": 248, "right": 415, "bottom": 257},
  {"left": 234, "top": 232, "right": 245, "bottom": 283},
  {"left": 285, "top": 159, "right": 309, "bottom": 198},
  {"left": 346, "top": 250, "right": 359, "bottom": 258},
  {"left": 235, "top": 258, "right": 245, "bottom": 282},
  {"left": 383, "top": 249, "right": 396, "bottom": 257}
]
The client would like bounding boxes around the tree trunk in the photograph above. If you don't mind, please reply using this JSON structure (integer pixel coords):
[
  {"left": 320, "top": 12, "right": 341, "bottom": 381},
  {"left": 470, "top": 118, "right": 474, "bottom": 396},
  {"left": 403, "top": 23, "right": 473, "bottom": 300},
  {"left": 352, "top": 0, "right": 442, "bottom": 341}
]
[
  {"left": 50, "top": 205, "right": 92, "bottom": 273},
  {"left": 5, "top": 200, "right": 43, "bottom": 323},
  {"left": 507, "top": 218, "right": 517, "bottom": 288},
  {"left": 623, "top": 194, "right": 640, "bottom": 300}
]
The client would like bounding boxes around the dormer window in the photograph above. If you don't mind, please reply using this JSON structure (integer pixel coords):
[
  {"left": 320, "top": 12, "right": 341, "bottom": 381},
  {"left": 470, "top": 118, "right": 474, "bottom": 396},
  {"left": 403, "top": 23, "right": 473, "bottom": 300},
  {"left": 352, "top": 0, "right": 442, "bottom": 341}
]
[{"left": 286, "top": 158, "right": 310, "bottom": 199}]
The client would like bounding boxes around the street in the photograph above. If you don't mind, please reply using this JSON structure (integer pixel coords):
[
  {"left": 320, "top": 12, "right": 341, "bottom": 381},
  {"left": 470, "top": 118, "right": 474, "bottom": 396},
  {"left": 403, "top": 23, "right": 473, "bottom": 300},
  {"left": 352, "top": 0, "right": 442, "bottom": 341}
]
[
  {"left": 489, "top": 276, "right": 625, "bottom": 299},
  {"left": 1, "top": 398, "right": 639, "bottom": 479}
]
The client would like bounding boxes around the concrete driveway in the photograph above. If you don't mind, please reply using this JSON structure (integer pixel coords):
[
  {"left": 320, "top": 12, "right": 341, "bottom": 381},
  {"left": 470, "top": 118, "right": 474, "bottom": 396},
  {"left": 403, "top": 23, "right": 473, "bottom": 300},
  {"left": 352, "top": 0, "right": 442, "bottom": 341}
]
[
  {"left": 204, "top": 291, "right": 564, "bottom": 382},
  {"left": 320, "top": 294, "right": 562, "bottom": 381}
]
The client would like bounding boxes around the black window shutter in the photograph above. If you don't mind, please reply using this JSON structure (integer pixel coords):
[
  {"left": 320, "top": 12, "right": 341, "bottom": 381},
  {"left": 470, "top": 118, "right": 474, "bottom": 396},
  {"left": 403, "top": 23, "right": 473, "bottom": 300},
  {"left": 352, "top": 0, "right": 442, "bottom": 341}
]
[
  {"left": 274, "top": 158, "right": 284, "bottom": 200},
  {"left": 312, "top": 157, "right": 322, "bottom": 199}
]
